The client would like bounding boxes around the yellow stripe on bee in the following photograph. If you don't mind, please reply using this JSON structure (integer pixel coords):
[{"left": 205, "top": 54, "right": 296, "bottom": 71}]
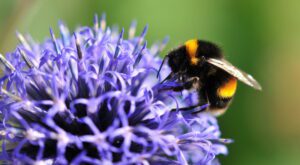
[
  {"left": 185, "top": 39, "right": 199, "bottom": 65},
  {"left": 218, "top": 78, "right": 237, "bottom": 98}
]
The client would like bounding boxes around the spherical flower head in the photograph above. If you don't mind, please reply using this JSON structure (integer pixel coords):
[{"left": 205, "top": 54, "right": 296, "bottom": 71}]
[{"left": 0, "top": 15, "right": 231, "bottom": 164}]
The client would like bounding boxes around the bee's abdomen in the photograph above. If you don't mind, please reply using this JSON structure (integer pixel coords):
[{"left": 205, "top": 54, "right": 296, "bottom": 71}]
[
  {"left": 217, "top": 77, "right": 237, "bottom": 98},
  {"left": 209, "top": 97, "right": 232, "bottom": 109},
  {"left": 205, "top": 70, "right": 237, "bottom": 116},
  {"left": 207, "top": 95, "right": 233, "bottom": 116}
]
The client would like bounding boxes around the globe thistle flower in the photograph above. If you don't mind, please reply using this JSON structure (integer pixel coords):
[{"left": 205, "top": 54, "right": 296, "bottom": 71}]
[{"left": 0, "top": 15, "right": 231, "bottom": 164}]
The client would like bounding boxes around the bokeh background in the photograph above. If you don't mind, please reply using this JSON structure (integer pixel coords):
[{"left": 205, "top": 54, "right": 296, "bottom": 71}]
[{"left": 0, "top": 0, "right": 299, "bottom": 164}]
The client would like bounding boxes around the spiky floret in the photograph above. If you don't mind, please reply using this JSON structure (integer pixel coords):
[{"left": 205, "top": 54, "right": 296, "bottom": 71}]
[{"left": 0, "top": 15, "right": 231, "bottom": 164}]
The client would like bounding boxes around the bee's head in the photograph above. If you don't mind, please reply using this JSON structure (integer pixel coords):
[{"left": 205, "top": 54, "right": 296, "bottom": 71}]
[{"left": 167, "top": 46, "right": 188, "bottom": 73}]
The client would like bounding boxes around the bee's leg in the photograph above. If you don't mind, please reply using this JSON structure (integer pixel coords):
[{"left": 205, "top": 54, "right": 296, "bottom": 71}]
[
  {"left": 160, "top": 72, "right": 174, "bottom": 84},
  {"left": 171, "top": 103, "right": 209, "bottom": 113},
  {"left": 172, "top": 89, "right": 209, "bottom": 113},
  {"left": 160, "top": 76, "right": 200, "bottom": 92}
]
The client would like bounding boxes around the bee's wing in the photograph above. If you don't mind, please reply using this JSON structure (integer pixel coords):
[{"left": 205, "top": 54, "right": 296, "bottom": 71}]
[{"left": 207, "top": 58, "right": 262, "bottom": 90}]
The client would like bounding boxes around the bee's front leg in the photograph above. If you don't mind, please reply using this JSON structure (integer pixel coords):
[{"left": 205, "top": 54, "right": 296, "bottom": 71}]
[
  {"left": 171, "top": 103, "right": 209, "bottom": 113},
  {"left": 159, "top": 76, "right": 200, "bottom": 92}
]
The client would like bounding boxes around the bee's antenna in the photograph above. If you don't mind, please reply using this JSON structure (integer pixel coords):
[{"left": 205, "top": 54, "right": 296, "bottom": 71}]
[
  {"left": 156, "top": 55, "right": 168, "bottom": 78},
  {"left": 160, "top": 72, "right": 174, "bottom": 84}
]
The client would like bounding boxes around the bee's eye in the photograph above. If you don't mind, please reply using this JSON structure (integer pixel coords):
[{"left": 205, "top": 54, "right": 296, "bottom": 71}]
[{"left": 168, "top": 54, "right": 183, "bottom": 72}]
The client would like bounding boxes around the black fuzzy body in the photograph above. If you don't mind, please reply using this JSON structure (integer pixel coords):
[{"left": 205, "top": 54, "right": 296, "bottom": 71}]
[{"left": 166, "top": 40, "right": 236, "bottom": 115}]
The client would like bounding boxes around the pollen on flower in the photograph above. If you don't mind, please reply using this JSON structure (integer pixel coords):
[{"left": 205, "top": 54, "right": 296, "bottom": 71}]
[
  {"left": 54, "top": 99, "right": 67, "bottom": 112},
  {"left": 26, "top": 129, "right": 45, "bottom": 141},
  {"left": 0, "top": 14, "right": 231, "bottom": 164},
  {"left": 24, "top": 100, "right": 32, "bottom": 107},
  {"left": 33, "top": 159, "right": 54, "bottom": 165},
  {"left": 53, "top": 132, "right": 70, "bottom": 145},
  {"left": 92, "top": 134, "right": 106, "bottom": 144},
  {"left": 0, "top": 130, "right": 5, "bottom": 136}
]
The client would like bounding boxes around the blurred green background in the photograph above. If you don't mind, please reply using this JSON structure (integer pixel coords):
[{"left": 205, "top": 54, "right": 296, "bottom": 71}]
[{"left": 1, "top": 0, "right": 300, "bottom": 164}]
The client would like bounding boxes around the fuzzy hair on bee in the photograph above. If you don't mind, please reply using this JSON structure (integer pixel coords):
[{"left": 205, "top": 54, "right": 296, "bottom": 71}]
[{"left": 157, "top": 39, "right": 262, "bottom": 116}]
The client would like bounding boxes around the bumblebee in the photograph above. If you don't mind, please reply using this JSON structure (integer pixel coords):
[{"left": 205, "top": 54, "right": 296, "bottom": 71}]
[{"left": 157, "top": 39, "right": 262, "bottom": 116}]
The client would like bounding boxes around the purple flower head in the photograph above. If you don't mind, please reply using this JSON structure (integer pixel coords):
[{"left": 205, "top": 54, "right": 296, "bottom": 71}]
[{"left": 0, "top": 15, "right": 231, "bottom": 164}]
